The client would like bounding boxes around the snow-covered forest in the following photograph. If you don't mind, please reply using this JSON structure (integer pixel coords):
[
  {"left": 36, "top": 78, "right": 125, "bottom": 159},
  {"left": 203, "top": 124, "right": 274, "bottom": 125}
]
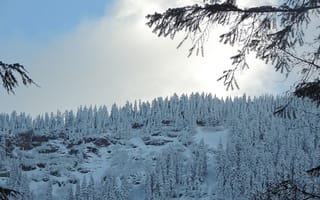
[{"left": 0, "top": 93, "right": 319, "bottom": 199}]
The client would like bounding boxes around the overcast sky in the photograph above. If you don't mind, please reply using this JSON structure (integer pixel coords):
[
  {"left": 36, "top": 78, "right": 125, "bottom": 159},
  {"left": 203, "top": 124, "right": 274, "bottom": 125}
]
[{"left": 0, "top": 0, "right": 294, "bottom": 116}]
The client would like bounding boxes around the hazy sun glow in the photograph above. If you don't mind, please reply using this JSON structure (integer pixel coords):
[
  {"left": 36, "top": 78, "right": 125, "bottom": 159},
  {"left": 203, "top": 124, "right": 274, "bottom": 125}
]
[{"left": 0, "top": 0, "right": 290, "bottom": 116}]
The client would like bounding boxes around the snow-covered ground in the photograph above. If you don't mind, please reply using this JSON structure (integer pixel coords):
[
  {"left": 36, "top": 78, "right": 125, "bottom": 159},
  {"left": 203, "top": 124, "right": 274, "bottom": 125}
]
[
  {"left": 193, "top": 126, "right": 229, "bottom": 199},
  {"left": 194, "top": 126, "right": 229, "bottom": 149},
  {"left": 0, "top": 124, "right": 231, "bottom": 199}
]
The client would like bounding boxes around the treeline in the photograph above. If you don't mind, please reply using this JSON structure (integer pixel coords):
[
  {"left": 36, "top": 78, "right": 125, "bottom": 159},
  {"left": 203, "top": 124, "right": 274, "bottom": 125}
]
[{"left": 0, "top": 93, "right": 308, "bottom": 137}]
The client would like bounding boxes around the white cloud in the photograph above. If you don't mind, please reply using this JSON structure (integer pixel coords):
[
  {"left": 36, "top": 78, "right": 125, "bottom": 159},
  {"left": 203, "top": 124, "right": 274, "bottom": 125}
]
[{"left": 1, "top": 0, "right": 291, "bottom": 116}]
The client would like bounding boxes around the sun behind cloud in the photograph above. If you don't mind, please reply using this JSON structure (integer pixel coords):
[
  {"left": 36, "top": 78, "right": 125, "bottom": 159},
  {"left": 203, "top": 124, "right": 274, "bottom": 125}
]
[{"left": 0, "top": 0, "right": 290, "bottom": 116}]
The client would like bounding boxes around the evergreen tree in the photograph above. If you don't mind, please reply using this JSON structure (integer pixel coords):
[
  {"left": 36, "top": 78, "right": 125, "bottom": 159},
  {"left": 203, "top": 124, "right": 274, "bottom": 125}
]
[
  {"left": 75, "top": 180, "right": 81, "bottom": 200},
  {"left": 18, "top": 174, "right": 32, "bottom": 200},
  {"left": 118, "top": 176, "right": 129, "bottom": 200},
  {"left": 44, "top": 181, "right": 53, "bottom": 200},
  {"left": 66, "top": 185, "right": 75, "bottom": 200},
  {"left": 80, "top": 176, "right": 88, "bottom": 200},
  {"left": 88, "top": 175, "right": 95, "bottom": 200}
]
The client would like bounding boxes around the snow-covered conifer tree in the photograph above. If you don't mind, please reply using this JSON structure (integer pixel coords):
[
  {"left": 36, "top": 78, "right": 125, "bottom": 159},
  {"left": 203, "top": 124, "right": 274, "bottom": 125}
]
[
  {"left": 66, "top": 185, "right": 74, "bottom": 200},
  {"left": 87, "top": 175, "right": 95, "bottom": 200},
  {"left": 80, "top": 176, "right": 88, "bottom": 200},
  {"left": 75, "top": 180, "right": 81, "bottom": 200},
  {"left": 44, "top": 181, "right": 53, "bottom": 200}
]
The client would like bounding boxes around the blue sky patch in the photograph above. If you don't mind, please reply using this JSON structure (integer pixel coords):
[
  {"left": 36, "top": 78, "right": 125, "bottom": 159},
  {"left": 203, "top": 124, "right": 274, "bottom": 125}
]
[{"left": 0, "top": 0, "right": 111, "bottom": 41}]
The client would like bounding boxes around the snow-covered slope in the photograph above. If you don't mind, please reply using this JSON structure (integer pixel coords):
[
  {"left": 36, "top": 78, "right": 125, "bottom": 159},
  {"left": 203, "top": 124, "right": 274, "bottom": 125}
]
[
  {"left": 194, "top": 126, "right": 229, "bottom": 149},
  {"left": 1, "top": 126, "right": 228, "bottom": 199},
  {"left": 0, "top": 93, "right": 319, "bottom": 200}
]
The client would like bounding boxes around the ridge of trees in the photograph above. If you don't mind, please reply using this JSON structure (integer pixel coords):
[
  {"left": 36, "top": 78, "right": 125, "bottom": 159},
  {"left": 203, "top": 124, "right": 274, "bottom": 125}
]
[{"left": 0, "top": 93, "right": 319, "bottom": 199}]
